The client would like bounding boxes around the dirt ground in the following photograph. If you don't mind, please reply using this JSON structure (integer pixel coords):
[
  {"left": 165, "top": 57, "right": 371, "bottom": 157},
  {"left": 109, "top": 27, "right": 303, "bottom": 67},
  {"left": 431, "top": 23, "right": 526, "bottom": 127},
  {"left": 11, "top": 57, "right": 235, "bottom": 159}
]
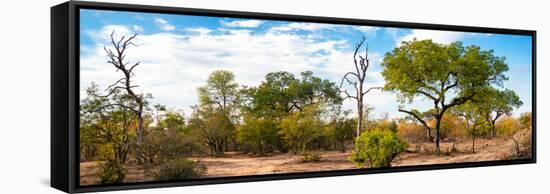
[{"left": 80, "top": 131, "right": 531, "bottom": 185}]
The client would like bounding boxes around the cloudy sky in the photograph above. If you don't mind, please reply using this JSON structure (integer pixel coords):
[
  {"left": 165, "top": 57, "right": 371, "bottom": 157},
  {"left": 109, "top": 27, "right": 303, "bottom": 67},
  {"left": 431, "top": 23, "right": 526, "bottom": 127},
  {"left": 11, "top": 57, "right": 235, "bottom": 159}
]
[{"left": 79, "top": 9, "right": 533, "bottom": 119}]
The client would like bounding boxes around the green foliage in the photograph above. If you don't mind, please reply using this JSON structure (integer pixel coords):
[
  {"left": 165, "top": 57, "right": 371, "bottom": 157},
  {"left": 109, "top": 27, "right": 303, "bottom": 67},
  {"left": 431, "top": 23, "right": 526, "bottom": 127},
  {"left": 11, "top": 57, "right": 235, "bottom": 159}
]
[
  {"left": 325, "top": 107, "right": 355, "bottom": 152},
  {"left": 470, "top": 88, "right": 522, "bottom": 137},
  {"left": 242, "top": 71, "right": 342, "bottom": 118},
  {"left": 279, "top": 105, "right": 324, "bottom": 154},
  {"left": 188, "top": 106, "right": 235, "bottom": 157},
  {"left": 350, "top": 129, "right": 407, "bottom": 168},
  {"left": 371, "top": 119, "right": 398, "bottom": 133},
  {"left": 198, "top": 70, "right": 240, "bottom": 114},
  {"left": 194, "top": 70, "right": 239, "bottom": 157},
  {"left": 80, "top": 84, "right": 135, "bottom": 163},
  {"left": 98, "top": 160, "right": 127, "bottom": 184},
  {"left": 154, "top": 158, "right": 206, "bottom": 181},
  {"left": 519, "top": 112, "right": 532, "bottom": 130},
  {"left": 382, "top": 39, "right": 511, "bottom": 154},
  {"left": 237, "top": 114, "right": 280, "bottom": 156},
  {"left": 382, "top": 40, "right": 507, "bottom": 103}
]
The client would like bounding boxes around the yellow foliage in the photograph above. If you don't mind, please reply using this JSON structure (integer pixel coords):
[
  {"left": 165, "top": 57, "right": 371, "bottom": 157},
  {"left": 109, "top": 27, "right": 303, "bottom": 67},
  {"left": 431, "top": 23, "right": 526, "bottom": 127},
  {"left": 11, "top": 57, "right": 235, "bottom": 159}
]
[
  {"left": 397, "top": 121, "right": 426, "bottom": 142},
  {"left": 496, "top": 116, "right": 522, "bottom": 137},
  {"left": 428, "top": 113, "right": 465, "bottom": 139}
]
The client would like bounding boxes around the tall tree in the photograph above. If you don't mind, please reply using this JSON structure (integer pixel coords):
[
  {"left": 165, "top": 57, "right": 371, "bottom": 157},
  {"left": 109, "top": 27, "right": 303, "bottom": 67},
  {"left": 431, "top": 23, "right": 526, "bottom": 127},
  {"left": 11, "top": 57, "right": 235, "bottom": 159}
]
[
  {"left": 478, "top": 89, "right": 522, "bottom": 138},
  {"left": 454, "top": 102, "right": 489, "bottom": 153},
  {"left": 340, "top": 36, "right": 382, "bottom": 137},
  {"left": 100, "top": 31, "right": 152, "bottom": 169},
  {"left": 243, "top": 71, "right": 341, "bottom": 117},
  {"left": 382, "top": 39, "right": 509, "bottom": 154},
  {"left": 188, "top": 105, "right": 234, "bottom": 157},
  {"left": 197, "top": 70, "right": 240, "bottom": 154},
  {"left": 198, "top": 70, "right": 240, "bottom": 115},
  {"left": 81, "top": 84, "right": 135, "bottom": 183}
]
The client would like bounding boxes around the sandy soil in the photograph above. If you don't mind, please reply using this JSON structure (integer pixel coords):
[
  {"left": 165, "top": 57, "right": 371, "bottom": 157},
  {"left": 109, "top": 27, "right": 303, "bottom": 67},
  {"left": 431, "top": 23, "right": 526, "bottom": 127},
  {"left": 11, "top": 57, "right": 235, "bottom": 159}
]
[
  {"left": 190, "top": 151, "right": 356, "bottom": 178},
  {"left": 80, "top": 130, "right": 531, "bottom": 185}
]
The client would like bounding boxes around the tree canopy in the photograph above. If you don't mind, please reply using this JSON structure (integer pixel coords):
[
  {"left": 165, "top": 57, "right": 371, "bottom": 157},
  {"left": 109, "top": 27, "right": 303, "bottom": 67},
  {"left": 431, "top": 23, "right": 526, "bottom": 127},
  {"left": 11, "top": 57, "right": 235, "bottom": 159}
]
[{"left": 382, "top": 39, "right": 510, "bottom": 154}]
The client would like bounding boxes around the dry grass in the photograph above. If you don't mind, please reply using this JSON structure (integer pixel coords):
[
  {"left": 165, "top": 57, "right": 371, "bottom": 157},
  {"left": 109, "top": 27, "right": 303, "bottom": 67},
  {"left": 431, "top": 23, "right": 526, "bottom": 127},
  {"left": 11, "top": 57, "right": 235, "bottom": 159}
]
[{"left": 80, "top": 131, "right": 532, "bottom": 185}]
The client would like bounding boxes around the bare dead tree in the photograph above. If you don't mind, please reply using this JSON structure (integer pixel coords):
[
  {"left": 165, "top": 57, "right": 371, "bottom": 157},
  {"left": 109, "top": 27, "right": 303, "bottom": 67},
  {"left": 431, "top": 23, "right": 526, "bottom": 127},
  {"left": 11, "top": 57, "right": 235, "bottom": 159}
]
[
  {"left": 340, "top": 36, "right": 382, "bottom": 137},
  {"left": 102, "top": 31, "right": 148, "bottom": 170}
]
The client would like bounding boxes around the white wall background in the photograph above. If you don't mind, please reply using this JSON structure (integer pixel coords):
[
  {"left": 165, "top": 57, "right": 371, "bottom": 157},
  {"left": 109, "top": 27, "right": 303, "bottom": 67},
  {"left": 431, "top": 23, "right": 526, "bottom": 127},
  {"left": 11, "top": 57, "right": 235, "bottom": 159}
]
[{"left": 0, "top": 0, "right": 546, "bottom": 193}]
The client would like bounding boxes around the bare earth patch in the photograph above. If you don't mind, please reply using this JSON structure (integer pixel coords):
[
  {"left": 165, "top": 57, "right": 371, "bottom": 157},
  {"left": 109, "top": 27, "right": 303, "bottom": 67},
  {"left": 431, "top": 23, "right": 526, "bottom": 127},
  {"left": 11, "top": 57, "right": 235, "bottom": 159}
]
[{"left": 80, "top": 134, "right": 531, "bottom": 185}]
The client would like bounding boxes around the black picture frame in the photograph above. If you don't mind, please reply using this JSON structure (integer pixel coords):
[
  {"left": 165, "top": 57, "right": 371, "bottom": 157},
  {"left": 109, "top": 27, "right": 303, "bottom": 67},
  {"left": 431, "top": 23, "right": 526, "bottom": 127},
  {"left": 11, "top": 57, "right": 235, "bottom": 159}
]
[{"left": 51, "top": 1, "right": 537, "bottom": 193}]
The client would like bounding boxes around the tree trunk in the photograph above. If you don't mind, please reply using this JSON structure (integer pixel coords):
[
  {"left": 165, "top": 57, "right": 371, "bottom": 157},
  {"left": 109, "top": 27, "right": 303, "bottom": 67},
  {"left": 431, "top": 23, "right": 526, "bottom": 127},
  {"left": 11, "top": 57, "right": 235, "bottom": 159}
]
[
  {"left": 426, "top": 128, "right": 433, "bottom": 142},
  {"left": 472, "top": 136, "right": 475, "bottom": 153},
  {"left": 434, "top": 115, "right": 442, "bottom": 155},
  {"left": 356, "top": 101, "right": 363, "bottom": 137}
]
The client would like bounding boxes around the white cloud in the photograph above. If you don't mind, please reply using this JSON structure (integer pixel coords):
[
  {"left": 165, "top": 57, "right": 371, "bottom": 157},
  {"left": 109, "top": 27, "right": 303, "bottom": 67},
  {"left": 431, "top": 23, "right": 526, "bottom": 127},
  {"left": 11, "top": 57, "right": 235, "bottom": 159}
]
[
  {"left": 396, "top": 29, "right": 465, "bottom": 46},
  {"left": 81, "top": 24, "right": 408, "bottom": 118},
  {"left": 184, "top": 27, "right": 212, "bottom": 35},
  {"left": 352, "top": 26, "right": 379, "bottom": 34},
  {"left": 154, "top": 18, "right": 175, "bottom": 31},
  {"left": 221, "top": 19, "right": 264, "bottom": 28},
  {"left": 132, "top": 25, "right": 144, "bottom": 32},
  {"left": 270, "top": 22, "right": 336, "bottom": 32}
]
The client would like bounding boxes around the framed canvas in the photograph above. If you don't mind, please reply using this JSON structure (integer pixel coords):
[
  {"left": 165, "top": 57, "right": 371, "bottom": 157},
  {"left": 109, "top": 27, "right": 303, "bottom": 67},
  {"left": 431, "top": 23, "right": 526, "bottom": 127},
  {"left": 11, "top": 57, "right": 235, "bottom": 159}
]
[{"left": 51, "top": 1, "right": 536, "bottom": 193}]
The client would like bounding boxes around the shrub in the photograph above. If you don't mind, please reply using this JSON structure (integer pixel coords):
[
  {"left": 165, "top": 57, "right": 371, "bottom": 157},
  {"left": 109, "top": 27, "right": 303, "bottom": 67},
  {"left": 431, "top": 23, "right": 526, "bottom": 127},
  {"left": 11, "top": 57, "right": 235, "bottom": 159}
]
[
  {"left": 350, "top": 129, "right": 408, "bottom": 168},
  {"left": 496, "top": 116, "right": 522, "bottom": 137},
  {"left": 155, "top": 158, "right": 206, "bottom": 181},
  {"left": 325, "top": 117, "right": 355, "bottom": 152},
  {"left": 428, "top": 113, "right": 465, "bottom": 139},
  {"left": 279, "top": 105, "right": 323, "bottom": 154},
  {"left": 237, "top": 114, "right": 280, "bottom": 156},
  {"left": 397, "top": 121, "right": 427, "bottom": 143},
  {"left": 519, "top": 112, "right": 532, "bottom": 130},
  {"left": 98, "top": 160, "right": 127, "bottom": 184},
  {"left": 300, "top": 152, "right": 322, "bottom": 163}
]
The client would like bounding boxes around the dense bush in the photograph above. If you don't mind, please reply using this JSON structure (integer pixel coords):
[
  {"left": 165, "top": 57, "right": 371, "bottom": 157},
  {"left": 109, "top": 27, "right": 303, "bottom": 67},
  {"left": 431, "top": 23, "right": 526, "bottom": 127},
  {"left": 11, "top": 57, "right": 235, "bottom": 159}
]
[
  {"left": 237, "top": 114, "right": 280, "bottom": 156},
  {"left": 350, "top": 129, "right": 407, "bottom": 168},
  {"left": 496, "top": 116, "right": 522, "bottom": 137},
  {"left": 519, "top": 112, "right": 532, "bottom": 130},
  {"left": 155, "top": 158, "right": 206, "bottom": 181},
  {"left": 325, "top": 117, "right": 355, "bottom": 152},
  {"left": 98, "top": 160, "right": 127, "bottom": 184},
  {"left": 279, "top": 105, "right": 323, "bottom": 154},
  {"left": 428, "top": 113, "right": 465, "bottom": 139},
  {"left": 397, "top": 121, "right": 427, "bottom": 143}
]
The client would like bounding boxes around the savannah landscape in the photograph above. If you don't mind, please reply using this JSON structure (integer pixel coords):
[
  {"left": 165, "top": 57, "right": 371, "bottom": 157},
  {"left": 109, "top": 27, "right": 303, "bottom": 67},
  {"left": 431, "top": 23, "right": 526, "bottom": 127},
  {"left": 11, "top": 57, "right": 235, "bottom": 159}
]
[{"left": 78, "top": 14, "right": 533, "bottom": 185}]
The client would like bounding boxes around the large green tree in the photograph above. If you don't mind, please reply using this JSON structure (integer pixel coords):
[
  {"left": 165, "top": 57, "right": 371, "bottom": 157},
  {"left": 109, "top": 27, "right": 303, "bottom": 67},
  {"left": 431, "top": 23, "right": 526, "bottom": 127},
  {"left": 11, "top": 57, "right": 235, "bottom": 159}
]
[
  {"left": 242, "top": 71, "right": 341, "bottom": 117},
  {"left": 381, "top": 39, "right": 509, "bottom": 154},
  {"left": 198, "top": 70, "right": 240, "bottom": 115},
  {"left": 188, "top": 105, "right": 234, "bottom": 157},
  {"left": 236, "top": 113, "right": 280, "bottom": 156},
  {"left": 279, "top": 104, "right": 324, "bottom": 154},
  {"left": 80, "top": 84, "right": 136, "bottom": 183},
  {"left": 325, "top": 105, "right": 355, "bottom": 152},
  {"left": 195, "top": 70, "right": 240, "bottom": 156},
  {"left": 477, "top": 88, "right": 522, "bottom": 138}
]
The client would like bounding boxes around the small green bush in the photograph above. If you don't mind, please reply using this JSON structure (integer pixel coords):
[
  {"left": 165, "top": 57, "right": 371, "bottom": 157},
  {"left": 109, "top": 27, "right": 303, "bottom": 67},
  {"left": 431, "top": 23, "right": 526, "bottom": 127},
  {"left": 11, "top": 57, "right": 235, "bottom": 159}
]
[
  {"left": 300, "top": 152, "right": 322, "bottom": 163},
  {"left": 350, "top": 129, "right": 408, "bottom": 168},
  {"left": 155, "top": 158, "right": 206, "bottom": 181},
  {"left": 98, "top": 160, "right": 127, "bottom": 184}
]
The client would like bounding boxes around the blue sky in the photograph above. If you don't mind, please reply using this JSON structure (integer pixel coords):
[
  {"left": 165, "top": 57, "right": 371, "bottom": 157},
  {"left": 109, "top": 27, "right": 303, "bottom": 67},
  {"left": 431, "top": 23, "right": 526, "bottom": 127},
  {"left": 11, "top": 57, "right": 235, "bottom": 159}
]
[{"left": 79, "top": 9, "right": 533, "bottom": 119}]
